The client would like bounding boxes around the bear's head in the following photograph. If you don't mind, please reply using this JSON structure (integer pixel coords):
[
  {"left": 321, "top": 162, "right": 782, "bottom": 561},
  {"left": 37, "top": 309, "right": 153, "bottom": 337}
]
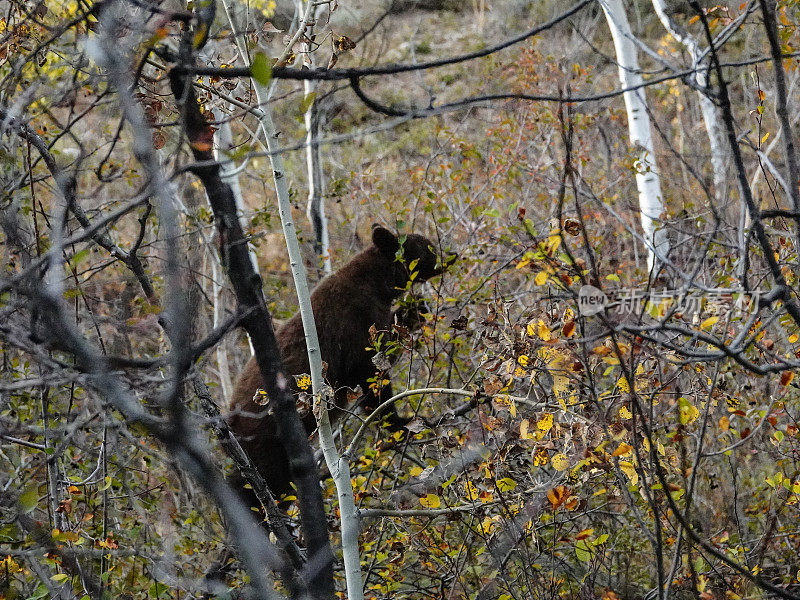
[{"left": 372, "top": 225, "right": 457, "bottom": 290}]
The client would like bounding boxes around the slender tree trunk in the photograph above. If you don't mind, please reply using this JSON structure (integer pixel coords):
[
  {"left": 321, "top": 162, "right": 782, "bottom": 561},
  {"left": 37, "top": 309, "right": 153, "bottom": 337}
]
[
  {"left": 758, "top": 0, "right": 800, "bottom": 250},
  {"left": 652, "top": 0, "right": 730, "bottom": 208},
  {"left": 168, "top": 65, "right": 335, "bottom": 598},
  {"left": 600, "top": 0, "right": 669, "bottom": 272},
  {"left": 297, "top": 7, "right": 331, "bottom": 276},
  {"left": 220, "top": 1, "right": 363, "bottom": 597}
]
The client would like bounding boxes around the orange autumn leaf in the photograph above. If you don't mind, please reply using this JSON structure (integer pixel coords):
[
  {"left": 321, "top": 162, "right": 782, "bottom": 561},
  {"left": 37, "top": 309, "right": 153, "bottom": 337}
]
[
  {"left": 611, "top": 443, "right": 633, "bottom": 457},
  {"left": 190, "top": 140, "right": 213, "bottom": 153},
  {"left": 546, "top": 485, "right": 569, "bottom": 509},
  {"left": 562, "top": 320, "right": 576, "bottom": 337}
]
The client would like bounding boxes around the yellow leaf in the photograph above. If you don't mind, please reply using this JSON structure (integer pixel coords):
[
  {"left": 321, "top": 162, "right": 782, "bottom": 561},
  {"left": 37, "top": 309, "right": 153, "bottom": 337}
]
[
  {"left": 700, "top": 316, "right": 718, "bottom": 330},
  {"left": 551, "top": 453, "right": 569, "bottom": 471},
  {"left": 537, "top": 320, "right": 551, "bottom": 341},
  {"left": 789, "top": 334, "right": 799, "bottom": 343},
  {"left": 619, "top": 461, "right": 638, "bottom": 485},
  {"left": 465, "top": 480, "right": 478, "bottom": 501},
  {"left": 618, "top": 406, "right": 632, "bottom": 420},
  {"left": 617, "top": 377, "right": 630, "bottom": 393},
  {"left": 761, "top": 132, "right": 770, "bottom": 144},
  {"left": 533, "top": 447, "right": 549, "bottom": 466},
  {"left": 409, "top": 466, "right": 423, "bottom": 477},
  {"left": 545, "top": 234, "right": 562, "bottom": 255},
  {"left": 520, "top": 419, "right": 533, "bottom": 439},
  {"left": 535, "top": 271, "right": 549, "bottom": 286},
  {"left": 419, "top": 494, "right": 441, "bottom": 508},
  {"left": 493, "top": 395, "right": 517, "bottom": 418},
  {"left": 526, "top": 319, "right": 537, "bottom": 337},
  {"left": 480, "top": 515, "right": 497, "bottom": 534},
  {"left": 537, "top": 413, "right": 554, "bottom": 432},
  {"left": 553, "top": 374, "right": 570, "bottom": 395}
]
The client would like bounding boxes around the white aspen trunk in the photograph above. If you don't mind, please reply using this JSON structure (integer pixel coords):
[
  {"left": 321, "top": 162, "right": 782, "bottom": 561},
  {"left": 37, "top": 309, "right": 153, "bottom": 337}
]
[
  {"left": 220, "top": 2, "right": 364, "bottom": 597},
  {"left": 297, "top": 0, "right": 331, "bottom": 275},
  {"left": 210, "top": 244, "right": 234, "bottom": 403},
  {"left": 652, "top": 0, "right": 730, "bottom": 207},
  {"left": 600, "top": 0, "right": 668, "bottom": 272},
  {"left": 253, "top": 88, "right": 365, "bottom": 600},
  {"left": 198, "top": 223, "right": 234, "bottom": 404}
]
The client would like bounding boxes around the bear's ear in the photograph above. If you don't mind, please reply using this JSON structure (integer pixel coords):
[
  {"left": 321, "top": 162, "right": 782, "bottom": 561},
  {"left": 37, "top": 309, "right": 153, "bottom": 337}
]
[{"left": 372, "top": 225, "right": 399, "bottom": 255}]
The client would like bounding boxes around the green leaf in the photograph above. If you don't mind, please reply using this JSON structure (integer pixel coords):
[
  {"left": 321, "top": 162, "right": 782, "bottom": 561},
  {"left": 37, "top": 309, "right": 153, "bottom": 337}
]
[
  {"left": 299, "top": 91, "right": 316, "bottom": 115},
  {"left": 251, "top": 52, "right": 271, "bottom": 85},
  {"left": 575, "top": 539, "right": 592, "bottom": 562},
  {"left": 69, "top": 248, "right": 90, "bottom": 266},
  {"left": 497, "top": 477, "right": 517, "bottom": 492},
  {"left": 19, "top": 485, "right": 38, "bottom": 513}
]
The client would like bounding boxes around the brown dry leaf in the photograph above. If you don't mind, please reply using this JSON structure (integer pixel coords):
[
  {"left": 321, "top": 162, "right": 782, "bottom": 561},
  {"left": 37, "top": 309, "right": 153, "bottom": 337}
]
[
  {"left": 152, "top": 130, "right": 166, "bottom": 149},
  {"left": 262, "top": 21, "right": 282, "bottom": 34},
  {"left": 345, "top": 385, "right": 363, "bottom": 403},
  {"left": 780, "top": 370, "right": 794, "bottom": 387},
  {"left": 335, "top": 35, "right": 356, "bottom": 53},
  {"left": 483, "top": 375, "right": 503, "bottom": 396},
  {"left": 563, "top": 218, "right": 581, "bottom": 236}
]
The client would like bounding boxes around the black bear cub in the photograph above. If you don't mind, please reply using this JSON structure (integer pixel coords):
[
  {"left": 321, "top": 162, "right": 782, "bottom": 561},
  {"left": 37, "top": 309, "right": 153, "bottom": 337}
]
[{"left": 228, "top": 226, "right": 454, "bottom": 503}]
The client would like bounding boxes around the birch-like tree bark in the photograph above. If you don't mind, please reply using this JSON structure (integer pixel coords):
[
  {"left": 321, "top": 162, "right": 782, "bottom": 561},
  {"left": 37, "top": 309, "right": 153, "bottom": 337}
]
[
  {"left": 220, "top": 1, "right": 364, "bottom": 597},
  {"left": 297, "top": 0, "right": 331, "bottom": 275},
  {"left": 651, "top": 0, "right": 729, "bottom": 208},
  {"left": 600, "top": 0, "right": 669, "bottom": 272}
]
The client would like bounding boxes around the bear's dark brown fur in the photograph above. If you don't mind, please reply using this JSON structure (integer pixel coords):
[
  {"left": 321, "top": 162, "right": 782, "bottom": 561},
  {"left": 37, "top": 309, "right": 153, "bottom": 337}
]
[{"left": 228, "top": 226, "right": 454, "bottom": 502}]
